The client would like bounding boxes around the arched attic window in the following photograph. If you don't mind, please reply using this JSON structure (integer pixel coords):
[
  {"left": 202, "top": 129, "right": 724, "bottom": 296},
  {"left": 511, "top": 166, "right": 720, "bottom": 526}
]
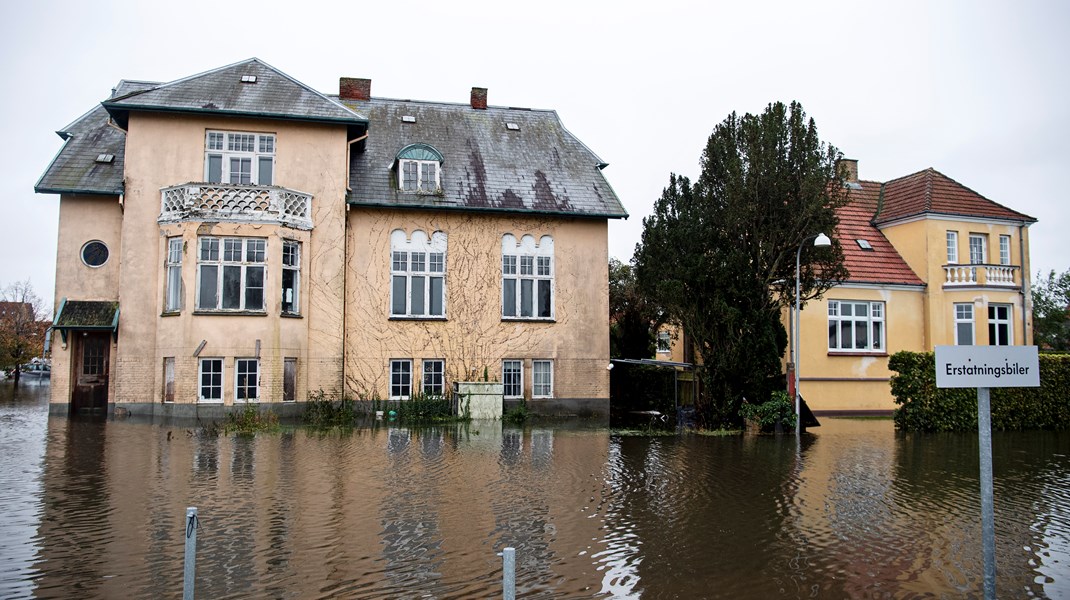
[{"left": 395, "top": 143, "right": 443, "bottom": 194}]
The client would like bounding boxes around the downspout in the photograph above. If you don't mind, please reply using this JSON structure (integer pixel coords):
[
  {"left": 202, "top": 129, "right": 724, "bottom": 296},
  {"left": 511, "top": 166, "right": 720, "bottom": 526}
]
[
  {"left": 346, "top": 133, "right": 369, "bottom": 192},
  {"left": 1019, "top": 223, "right": 1029, "bottom": 344}
]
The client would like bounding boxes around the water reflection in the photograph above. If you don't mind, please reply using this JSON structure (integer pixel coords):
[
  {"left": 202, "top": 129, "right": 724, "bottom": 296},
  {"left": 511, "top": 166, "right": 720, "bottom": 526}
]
[{"left": 1, "top": 400, "right": 1067, "bottom": 598}]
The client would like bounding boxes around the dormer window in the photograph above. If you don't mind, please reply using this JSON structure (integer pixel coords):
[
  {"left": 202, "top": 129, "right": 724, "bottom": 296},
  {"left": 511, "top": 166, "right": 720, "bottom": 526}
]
[{"left": 395, "top": 143, "right": 443, "bottom": 194}]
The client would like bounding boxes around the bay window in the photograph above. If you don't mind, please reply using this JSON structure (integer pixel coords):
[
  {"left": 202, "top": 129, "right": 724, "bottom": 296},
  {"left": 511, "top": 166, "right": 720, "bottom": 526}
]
[{"left": 197, "top": 237, "right": 266, "bottom": 312}]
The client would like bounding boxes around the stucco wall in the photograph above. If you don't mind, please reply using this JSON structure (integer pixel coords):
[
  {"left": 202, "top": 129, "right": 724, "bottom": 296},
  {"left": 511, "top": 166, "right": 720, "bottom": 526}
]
[
  {"left": 50, "top": 193, "right": 124, "bottom": 406},
  {"left": 344, "top": 208, "right": 611, "bottom": 411},
  {"left": 50, "top": 112, "right": 350, "bottom": 408}
]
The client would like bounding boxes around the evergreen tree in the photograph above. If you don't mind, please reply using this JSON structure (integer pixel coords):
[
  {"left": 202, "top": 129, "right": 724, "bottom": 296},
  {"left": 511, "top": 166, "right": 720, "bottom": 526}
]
[{"left": 634, "top": 101, "right": 848, "bottom": 427}]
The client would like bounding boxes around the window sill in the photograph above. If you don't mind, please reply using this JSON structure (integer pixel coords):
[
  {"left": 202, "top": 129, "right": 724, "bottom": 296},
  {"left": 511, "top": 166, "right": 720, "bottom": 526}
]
[
  {"left": 502, "top": 317, "right": 556, "bottom": 323},
  {"left": 161, "top": 311, "right": 181, "bottom": 317},
  {"left": 193, "top": 310, "right": 268, "bottom": 317},
  {"left": 281, "top": 312, "right": 303, "bottom": 319},
  {"left": 827, "top": 351, "right": 889, "bottom": 357},
  {"left": 197, "top": 399, "right": 224, "bottom": 404},
  {"left": 389, "top": 316, "right": 448, "bottom": 321}
]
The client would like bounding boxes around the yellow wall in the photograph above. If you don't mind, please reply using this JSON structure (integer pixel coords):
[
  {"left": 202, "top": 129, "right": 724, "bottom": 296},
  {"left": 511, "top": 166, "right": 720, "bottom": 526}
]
[{"left": 344, "top": 208, "right": 611, "bottom": 403}]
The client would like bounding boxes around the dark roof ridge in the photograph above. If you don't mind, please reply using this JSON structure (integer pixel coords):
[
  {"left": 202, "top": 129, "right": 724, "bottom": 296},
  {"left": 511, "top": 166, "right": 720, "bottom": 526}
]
[{"left": 340, "top": 94, "right": 556, "bottom": 115}]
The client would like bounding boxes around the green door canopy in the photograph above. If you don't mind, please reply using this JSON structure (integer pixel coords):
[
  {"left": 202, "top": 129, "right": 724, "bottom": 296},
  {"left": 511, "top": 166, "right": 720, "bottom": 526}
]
[{"left": 51, "top": 299, "right": 120, "bottom": 343}]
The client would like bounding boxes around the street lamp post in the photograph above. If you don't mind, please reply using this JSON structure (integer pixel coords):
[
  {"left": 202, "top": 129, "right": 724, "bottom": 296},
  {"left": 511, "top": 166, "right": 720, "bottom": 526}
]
[{"left": 794, "top": 232, "right": 832, "bottom": 435}]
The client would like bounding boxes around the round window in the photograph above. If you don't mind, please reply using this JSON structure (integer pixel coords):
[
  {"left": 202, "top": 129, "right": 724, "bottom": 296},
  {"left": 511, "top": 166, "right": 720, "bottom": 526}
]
[{"left": 81, "top": 240, "right": 109, "bottom": 267}]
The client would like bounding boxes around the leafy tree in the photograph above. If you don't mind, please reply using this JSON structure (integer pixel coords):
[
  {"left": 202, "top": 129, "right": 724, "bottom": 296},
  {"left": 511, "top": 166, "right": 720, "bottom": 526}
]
[
  {"left": 1033, "top": 269, "right": 1070, "bottom": 350},
  {"left": 0, "top": 280, "right": 49, "bottom": 386},
  {"left": 633, "top": 101, "right": 848, "bottom": 427},
  {"left": 609, "top": 258, "right": 664, "bottom": 359}
]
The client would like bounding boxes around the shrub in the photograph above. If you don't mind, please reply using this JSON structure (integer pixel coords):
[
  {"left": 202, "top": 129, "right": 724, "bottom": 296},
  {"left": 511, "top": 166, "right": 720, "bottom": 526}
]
[
  {"left": 890, "top": 351, "right": 1070, "bottom": 432},
  {"left": 225, "top": 403, "right": 280, "bottom": 434},
  {"left": 303, "top": 389, "right": 355, "bottom": 428},
  {"left": 739, "top": 390, "right": 796, "bottom": 432},
  {"left": 504, "top": 399, "right": 529, "bottom": 425}
]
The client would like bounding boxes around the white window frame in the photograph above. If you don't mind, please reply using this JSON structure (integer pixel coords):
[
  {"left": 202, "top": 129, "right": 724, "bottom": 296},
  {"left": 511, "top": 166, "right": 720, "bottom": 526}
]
[
  {"left": 398, "top": 159, "right": 440, "bottom": 193},
  {"left": 199, "top": 358, "right": 223, "bottom": 403},
  {"left": 281, "top": 240, "right": 300, "bottom": 315},
  {"left": 533, "top": 360, "right": 553, "bottom": 398},
  {"left": 827, "top": 300, "right": 885, "bottom": 352},
  {"left": 196, "top": 237, "right": 267, "bottom": 312},
  {"left": 502, "top": 234, "right": 554, "bottom": 320},
  {"left": 235, "top": 358, "right": 260, "bottom": 403},
  {"left": 422, "top": 359, "right": 445, "bottom": 396},
  {"left": 205, "top": 130, "right": 275, "bottom": 185},
  {"left": 389, "top": 230, "right": 446, "bottom": 318},
  {"left": 656, "top": 331, "right": 671, "bottom": 353},
  {"left": 999, "top": 235, "right": 1011, "bottom": 266},
  {"left": 988, "top": 303, "right": 1013, "bottom": 346},
  {"left": 955, "top": 303, "right": 975, "bottom": 345},
  {"left": 968, "top": 234, "right": 987, "bottom": 265},
  {"left": 946, "top": 231, "right": 958, "bottom": 264},
  {"left": 503, "top": 359, "right": 523, "bottom": 399},
  {"left": 390, "top": 359, "right": 412, "bottom": 400},
  {"left": 165, "top": 237, "right": 183, "bottom": 312}
]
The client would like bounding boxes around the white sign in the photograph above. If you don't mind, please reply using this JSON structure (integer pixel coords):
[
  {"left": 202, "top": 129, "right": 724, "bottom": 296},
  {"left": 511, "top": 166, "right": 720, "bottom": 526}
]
[{"left": 935, "top": 345, "right": 1040, "bottom": 388}]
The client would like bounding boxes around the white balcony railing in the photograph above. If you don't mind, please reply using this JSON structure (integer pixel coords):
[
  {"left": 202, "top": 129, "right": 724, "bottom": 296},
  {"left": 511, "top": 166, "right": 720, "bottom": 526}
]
[
  {"left": 160, "top": 183, "right": 313, "bottom": 230},
  {"left": 943, "top": 264, "right": 1019, "bottom": 287}
]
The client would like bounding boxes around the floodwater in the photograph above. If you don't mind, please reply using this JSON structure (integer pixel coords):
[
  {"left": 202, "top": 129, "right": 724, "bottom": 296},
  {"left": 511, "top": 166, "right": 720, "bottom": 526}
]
[{"left": 2, "top": 383, "right": 1069, "bottom": 599}]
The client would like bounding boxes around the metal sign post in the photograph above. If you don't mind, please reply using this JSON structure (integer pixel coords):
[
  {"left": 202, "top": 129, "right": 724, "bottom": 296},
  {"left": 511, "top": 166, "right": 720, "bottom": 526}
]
[{"left": 935, "top": 345, "right": 1040, "bottom": 600}]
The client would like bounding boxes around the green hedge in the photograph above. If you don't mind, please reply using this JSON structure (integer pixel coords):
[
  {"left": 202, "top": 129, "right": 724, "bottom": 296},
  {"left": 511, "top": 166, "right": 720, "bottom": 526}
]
[{"left": 890, "top": 351, "right": 1070, "bottom": 432}]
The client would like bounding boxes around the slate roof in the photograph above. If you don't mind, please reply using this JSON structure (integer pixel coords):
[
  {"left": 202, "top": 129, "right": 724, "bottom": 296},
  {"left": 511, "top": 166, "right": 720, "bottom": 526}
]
[
  {"left": 836, "top": 181, "right": 924, "bottom": 286},
  {"left": 103, "top": 58, "right": 367, "bottom": 136},
  {"left": 35, "top": 80, "right": 156, "bottom": 195},
  {"left": 875, "top": 168, "right": 1035, "bottom": 225},
  {"left": 340, "top": 97, "right": 627, "bottom": 218}
]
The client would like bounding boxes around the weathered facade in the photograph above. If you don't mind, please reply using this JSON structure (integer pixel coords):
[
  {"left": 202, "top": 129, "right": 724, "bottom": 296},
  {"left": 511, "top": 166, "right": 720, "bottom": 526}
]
[{"left": 37, "top": 59, "right": 626, "bottom": 418}]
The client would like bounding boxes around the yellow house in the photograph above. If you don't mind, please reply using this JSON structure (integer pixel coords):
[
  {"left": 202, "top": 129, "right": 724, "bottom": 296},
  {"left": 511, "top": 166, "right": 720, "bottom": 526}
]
[
  {"left": 797, "top": 160, "right": 1035, "bottom": 412},
  {"left": 36, "top": 59, "right": 626, "bottom": 418}
]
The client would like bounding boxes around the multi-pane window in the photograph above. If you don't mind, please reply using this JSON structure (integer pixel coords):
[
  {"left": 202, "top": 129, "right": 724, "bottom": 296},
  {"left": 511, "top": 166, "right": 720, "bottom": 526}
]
[
  {"left": 999, "top": 235, "right": 1011, "bottom": 265},
  {"left": 988, "top": 304, "right": 1012, "bottom": 346},
  {"left": 199, "top": 358, "right": 223, "bottom": 402},
  {"left": 969, "top": 234, "right": 987, "bottom": 265},
  {"left": 502, "top": 235, "right": 554, "bottom": 319},
  {"left": 503, "top": 360, "right": 523, "bottom": 398},
  {"left": 235, "top": 358, "right": 259, "bottom": 402},
  {"left": 390, "top": 359, "right": 412, "bottom": 399},
  {"left": 197, "top": 237, "right": 266, "bottom": 311},
  {"left": 205, "top": 131, "right": 275, "bottom": 185},
  {"left": 390, "top": 231, "right": 446, "bottom": 318},
  {"left": 533, "top": 360, "right": 553, "bottom": 397},
  {"left": 165, "top": 237, "right": 183, "bottom": 312},
  {"left": 946, "top": 231, "right": 958, "bottom": 264},
  {"left": 828, "top": 300, "right": 884, "bottom": 352},
  {"left": 955, "top": 303, "right": 975, "bottom": 345},
  {"left": 657, "top": 331, "right": 671, "bottom": 353},
  {"left": 399, "top": 160, "right": 439, "bottom": 193},
  {"left": 422, "top": 359, "right": 445, "bottom": 396},
  {"left": 282, "top": 240, "right": 300, "bottom": 315}
]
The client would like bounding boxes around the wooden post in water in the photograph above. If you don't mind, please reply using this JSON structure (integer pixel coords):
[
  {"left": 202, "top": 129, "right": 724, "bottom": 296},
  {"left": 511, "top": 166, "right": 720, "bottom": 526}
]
[{"left": 184, "top": 507, "right": 198, "bottom": 600}]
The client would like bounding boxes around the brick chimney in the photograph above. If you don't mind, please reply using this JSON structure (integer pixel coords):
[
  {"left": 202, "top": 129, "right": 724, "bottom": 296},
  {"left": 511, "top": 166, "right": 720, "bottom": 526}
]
[
  {"left": 339, "top": 77, "right": 371, "bottom": 101},
  {"left": 470, "top": 87, "right": 488, "bottom": 110},
  {"left": 837, "top": 158, "right": 859, "bottom": 182}
]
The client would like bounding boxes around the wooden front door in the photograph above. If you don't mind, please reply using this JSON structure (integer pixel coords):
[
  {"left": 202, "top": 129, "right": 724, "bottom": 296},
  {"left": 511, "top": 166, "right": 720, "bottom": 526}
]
[{"left": 71, "top": 332, "right": 110, "bottom": 415}]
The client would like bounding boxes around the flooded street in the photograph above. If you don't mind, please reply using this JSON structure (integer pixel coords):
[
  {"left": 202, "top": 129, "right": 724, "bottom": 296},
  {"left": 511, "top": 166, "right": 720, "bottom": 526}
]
[{"left": 2, "top": 383, "right": 1069, "bottom": 598}]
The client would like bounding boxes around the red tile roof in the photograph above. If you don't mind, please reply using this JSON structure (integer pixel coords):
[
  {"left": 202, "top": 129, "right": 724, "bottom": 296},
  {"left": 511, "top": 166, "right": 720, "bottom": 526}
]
[
  {"left": 835, "top": 181, "right": 924, "bottom": 286},
  {"left": 875, "top": 168, "right": 1035, "bottom": 225}
]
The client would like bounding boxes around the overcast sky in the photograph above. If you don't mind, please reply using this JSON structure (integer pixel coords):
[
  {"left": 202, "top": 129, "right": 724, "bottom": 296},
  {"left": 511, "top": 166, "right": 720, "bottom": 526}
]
[{"left": 2, "top": 0, "right": 1067, "bottom": 312}]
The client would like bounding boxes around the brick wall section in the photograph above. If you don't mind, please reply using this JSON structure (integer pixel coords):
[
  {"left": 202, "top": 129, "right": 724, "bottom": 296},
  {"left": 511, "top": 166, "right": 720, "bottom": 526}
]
[
  {"left": 470, "top": 87, "right": 488, "bottom": 110},
  {"left": 339, "top": 78, "right": 371, "bottom": 101}
]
